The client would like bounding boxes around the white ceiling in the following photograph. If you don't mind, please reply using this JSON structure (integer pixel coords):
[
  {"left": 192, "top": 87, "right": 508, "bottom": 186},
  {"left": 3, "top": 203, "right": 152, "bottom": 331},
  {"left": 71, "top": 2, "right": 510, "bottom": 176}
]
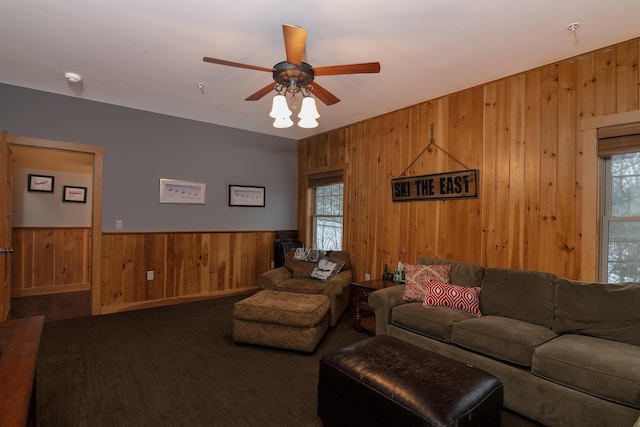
[{"left": 2, "top": 1, "right": 640, "bottom": 141}]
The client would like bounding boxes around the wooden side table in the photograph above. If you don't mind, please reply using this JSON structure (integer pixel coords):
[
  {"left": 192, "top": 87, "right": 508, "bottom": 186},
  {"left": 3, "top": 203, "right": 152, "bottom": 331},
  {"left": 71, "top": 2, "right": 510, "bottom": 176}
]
[
  {"left": 350, "top": 279, "right": 398, "bottom": 335},
  {"left": 0, "top": 315, "right": 44, "bottom": 427}
]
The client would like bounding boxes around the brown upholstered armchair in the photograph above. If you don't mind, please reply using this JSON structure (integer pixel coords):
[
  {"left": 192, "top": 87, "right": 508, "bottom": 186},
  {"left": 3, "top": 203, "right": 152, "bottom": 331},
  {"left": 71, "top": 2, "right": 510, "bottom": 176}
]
[{"left": 257, "top": 249, "right": 352, "bottom": 327}]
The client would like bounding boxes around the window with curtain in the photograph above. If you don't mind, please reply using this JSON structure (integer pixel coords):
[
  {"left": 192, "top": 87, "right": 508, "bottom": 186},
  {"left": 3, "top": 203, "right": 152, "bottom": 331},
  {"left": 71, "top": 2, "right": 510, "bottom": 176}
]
[
  {"left": 599, "top": 122, "right": 640, "bottom": 282},
  {"left": 308, "top": 170, "right": 344, "bottom": 251}
]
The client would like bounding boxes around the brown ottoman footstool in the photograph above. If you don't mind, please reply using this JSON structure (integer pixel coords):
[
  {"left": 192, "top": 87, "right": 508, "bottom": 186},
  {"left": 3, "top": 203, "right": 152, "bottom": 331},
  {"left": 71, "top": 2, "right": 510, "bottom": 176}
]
[
  {"left": 233, "top": 290, "right": 330, "bottom": 352},
  {"left": 318, "top": 335, "right": 503, "bottom": 427}
]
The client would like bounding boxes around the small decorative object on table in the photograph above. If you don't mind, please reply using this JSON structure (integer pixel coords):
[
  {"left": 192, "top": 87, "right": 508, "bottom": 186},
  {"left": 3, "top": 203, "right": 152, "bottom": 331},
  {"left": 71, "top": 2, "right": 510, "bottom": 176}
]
[
  {"left": 382, "top": 264, "right": 393, "bottom": 280},
  {"left": 393, "top": 261, "right": 405, "bottom": 282}
]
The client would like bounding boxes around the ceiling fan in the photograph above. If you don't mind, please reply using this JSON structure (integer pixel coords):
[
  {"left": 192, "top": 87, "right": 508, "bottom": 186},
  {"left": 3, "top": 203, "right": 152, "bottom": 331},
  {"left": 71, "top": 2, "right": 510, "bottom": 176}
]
[{"left": 202, "top": 24, "right": 381, "bottom": 106}]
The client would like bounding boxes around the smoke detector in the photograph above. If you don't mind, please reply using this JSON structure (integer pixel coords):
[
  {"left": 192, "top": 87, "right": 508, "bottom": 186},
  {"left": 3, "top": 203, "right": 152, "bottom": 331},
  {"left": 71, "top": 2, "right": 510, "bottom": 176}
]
[{"left": 65, "top": 72, "right": 82, "bottom": 83}]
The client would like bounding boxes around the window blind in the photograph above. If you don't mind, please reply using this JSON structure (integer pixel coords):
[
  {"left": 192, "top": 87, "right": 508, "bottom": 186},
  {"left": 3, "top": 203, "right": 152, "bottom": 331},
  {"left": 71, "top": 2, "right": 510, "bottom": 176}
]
[
  {"left": 307, "top": 170, "right": 344, "bottom": 188},
  {"left": 598, "top": 122, "right": 640, "bottom": 157}
]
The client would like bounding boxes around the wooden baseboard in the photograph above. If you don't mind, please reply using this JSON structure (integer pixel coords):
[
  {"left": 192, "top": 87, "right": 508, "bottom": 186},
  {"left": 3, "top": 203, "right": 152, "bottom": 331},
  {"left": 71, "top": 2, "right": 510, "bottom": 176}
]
[
  {"left": 12, "top": 283, "right": 90, "bottom": 297},
  {"left": 99, "top": 287, "right": 260, "bottom": 315}
]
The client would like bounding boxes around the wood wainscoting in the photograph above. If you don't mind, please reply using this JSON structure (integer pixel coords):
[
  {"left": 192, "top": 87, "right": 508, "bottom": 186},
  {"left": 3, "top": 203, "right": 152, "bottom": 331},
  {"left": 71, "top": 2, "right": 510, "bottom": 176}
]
[
  {"left": 12, "top": 228, "right": 275, "bottom": 314},
  {"left": 12, "top": 227, "right": 91, "bottom": 297},
  {"left": 99, "top": 231, "right": 274, "bottom": 314}
]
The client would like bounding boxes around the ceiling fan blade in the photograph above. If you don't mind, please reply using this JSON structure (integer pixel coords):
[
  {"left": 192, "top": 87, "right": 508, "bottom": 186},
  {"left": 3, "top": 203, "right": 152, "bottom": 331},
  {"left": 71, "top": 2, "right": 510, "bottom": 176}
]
[
  {"left": 312, "top": 62, "right": 381, "bottom": 76},
  {"left": 282, "top": 24, "right": 307, "bottom": 66},
  {"left": 203, "top": 57, "right": 272, "bottom": 73},
  {"left": 245, "top": 83, "right": 276, "bottom": 101},
  {"left": 307, "top": 82, "right": 340, "bottom": 106}
]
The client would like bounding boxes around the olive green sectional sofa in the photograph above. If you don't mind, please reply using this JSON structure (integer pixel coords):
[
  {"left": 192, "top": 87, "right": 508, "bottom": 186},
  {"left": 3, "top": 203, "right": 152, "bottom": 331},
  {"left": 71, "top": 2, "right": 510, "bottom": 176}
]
[{"left": 369, "top": 256, "right": 640, "bottom": 427}]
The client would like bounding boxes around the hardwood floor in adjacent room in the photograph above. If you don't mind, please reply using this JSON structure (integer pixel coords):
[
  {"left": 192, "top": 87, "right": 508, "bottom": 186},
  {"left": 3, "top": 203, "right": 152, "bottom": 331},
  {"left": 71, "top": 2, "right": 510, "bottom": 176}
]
[{"left": 10, "top": 291, "right": 91, "bottom": 321}]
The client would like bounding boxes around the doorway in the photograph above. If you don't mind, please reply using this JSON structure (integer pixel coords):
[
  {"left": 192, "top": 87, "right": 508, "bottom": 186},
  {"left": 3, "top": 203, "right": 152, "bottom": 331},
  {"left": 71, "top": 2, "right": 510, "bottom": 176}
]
[{"left": 5, "top": 133, "right": 104, "bottom": 319}]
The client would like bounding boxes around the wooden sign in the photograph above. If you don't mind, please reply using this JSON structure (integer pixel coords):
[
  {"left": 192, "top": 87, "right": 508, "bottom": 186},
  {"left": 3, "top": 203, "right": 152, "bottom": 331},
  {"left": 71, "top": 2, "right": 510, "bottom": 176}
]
[{"left": 391, "top": 170, "right": 478, "bottom": 202}]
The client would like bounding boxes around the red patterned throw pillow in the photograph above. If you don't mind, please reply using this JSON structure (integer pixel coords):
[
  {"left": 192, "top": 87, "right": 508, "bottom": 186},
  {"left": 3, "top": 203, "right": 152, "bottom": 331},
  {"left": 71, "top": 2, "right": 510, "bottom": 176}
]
[
  {"left": 402, "top": 263, "right": 452, "bottom": 302},
  {"left": 423, "top": 278, "right": 482, "bottom": 317}
]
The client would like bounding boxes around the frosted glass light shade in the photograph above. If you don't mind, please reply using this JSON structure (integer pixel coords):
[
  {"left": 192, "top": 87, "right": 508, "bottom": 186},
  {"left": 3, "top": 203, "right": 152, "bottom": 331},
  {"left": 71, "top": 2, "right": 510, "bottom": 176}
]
[
  {"left": 269, "top": 94, "right": 293, "bottom": 128},
  {"left": 273, "top": 117, "right": 293, "bottom": 129},
  {"left": 269, "top": 95, "right": 292, "bottom": 118},
  {"left": 297, "top": 97, "right": 319, "bottom": 128},
  {"left": 273, "top": 115, "right": 294, "bottom": 128}
]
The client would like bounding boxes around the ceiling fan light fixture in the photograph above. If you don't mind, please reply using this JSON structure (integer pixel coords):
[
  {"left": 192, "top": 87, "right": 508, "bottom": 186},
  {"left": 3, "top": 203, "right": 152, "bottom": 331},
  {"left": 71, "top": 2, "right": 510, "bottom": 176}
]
[
  {"left": 269, "top": 93, "right": 292, "bottom": 118},
  {"left": 203, "top": 24, "right": 380, "bottom": 131},
  {"left": 269, "top": 94, "right": 293, "bottom": 128},
  {"left": 273, "top": 115, "right": 294, "bottom": 128},
  {"left": 297, "top": 96, "right": 319, "bottom": 128}
]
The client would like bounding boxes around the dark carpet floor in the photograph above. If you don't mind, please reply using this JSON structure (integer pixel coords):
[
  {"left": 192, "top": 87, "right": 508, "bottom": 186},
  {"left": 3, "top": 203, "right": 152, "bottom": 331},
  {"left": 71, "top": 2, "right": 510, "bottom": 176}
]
[{"left": 36, "top": 295, "right": 541, "bottom": 426}]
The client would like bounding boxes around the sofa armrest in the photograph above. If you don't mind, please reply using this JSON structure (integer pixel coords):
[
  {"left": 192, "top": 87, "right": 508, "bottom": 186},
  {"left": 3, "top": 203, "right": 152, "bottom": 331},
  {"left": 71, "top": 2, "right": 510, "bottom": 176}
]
[
  {"left": 323, "top": 270, "right": 353, "bottom": 297},
  {"left": 368, "top": 285, "right": 407, "bottom": 336},
  {"left": 257, "top": 267, "right": 292, "bottom": 290}
]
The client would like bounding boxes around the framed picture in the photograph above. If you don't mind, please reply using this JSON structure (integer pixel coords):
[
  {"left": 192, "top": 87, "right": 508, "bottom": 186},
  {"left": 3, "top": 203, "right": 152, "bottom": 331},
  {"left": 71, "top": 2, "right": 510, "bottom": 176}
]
[
  {"left": 160, "top": 178, "right": 206, "bottom": 204},
  {"left": 27, "top": 174, "right": 54, "bottom": 192},
  {"left": 229, "top": 185, "right": 265, "bottom": 207},
  {"left": 63, "top": 185, "right": 87, "bottom": 203}
]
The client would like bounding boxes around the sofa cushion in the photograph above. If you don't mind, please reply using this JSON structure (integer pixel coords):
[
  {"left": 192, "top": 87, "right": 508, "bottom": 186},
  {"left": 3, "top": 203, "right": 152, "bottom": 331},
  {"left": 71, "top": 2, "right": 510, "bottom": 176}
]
[
  {"left": 392, "top": 303, "right": 475, "bottom": 343},
  {"left": 275, "top": 277, "right": 326, "bottom": 294},
  {"left": 418, "top": 256, "right": 485, "bottom": 287},
  {"left": 423, "top": 279, "right": 481, "bottom": 317},
  {"left": 480, "top": 268, "right": 557, "bottom": 328},
  {"left": 532, "top": 334, "right": 640, "bottom": 409},
  {"left": 285, "top": 257, "right": 317, "bottom": 278},
  {"left": 285, "top": 250, "right": 351, "bottom": 278},
  {"left": 293, "top": 248, "right": 324, "bottom": 262},
  {"left": 310, "top": 257, "right": 345, "bottom": 281},
  {"left": 323, "top": 251, "right": 351, "bottom": 270},
  {"left": 553, "top": 279, "right": 640, "bottom": 346},
  {"left": 402, "top": 263, "right": 451, "bottom": 302},
  {"left": 451, "top": 316, "right": 557, "bottom": 367}
]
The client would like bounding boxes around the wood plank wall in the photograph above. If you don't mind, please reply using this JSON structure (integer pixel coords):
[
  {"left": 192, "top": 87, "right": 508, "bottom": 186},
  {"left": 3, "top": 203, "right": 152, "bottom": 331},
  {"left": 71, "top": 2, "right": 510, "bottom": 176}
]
[
  {"left": 12, "top": 227, "right": 91, "bottom": 296},
  {"left": 99, "top": 231, "right": 273, "bottom": 313},
  {"left": 298, "top": 38, "right": 640, "bottom": 282},
  {"left": 12, "top": 228, "right": 274, "bottom": 312}
]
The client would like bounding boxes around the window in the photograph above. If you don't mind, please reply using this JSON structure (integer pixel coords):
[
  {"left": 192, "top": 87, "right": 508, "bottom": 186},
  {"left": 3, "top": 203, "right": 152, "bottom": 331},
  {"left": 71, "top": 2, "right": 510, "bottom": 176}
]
[
  {"left": 599, "top": 122, "right": 640, "bottom": 282},
  {"left": 313, "top": 182, "right": 343, "bottom": 250},
  {"left": 602, "top": 153, "right": 640, "bottom": 282},
  {"left": 308, "top": 170, "right": 344, "bottom": 251}
]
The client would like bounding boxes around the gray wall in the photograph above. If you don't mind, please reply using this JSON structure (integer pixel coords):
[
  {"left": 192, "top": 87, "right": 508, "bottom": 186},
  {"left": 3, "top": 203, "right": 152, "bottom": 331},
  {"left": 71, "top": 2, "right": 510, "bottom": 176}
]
[
  {"left": 0, "top": 83, "right": 298, "bottom": 232},
  {"left": 13, "top": 147, "right": 93, "bottom": 227}
]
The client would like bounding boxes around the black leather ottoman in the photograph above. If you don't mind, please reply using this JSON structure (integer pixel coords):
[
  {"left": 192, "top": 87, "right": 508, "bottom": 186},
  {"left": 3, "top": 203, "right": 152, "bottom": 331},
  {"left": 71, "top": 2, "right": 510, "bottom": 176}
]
[{"left": 318, "top": 335, "right": 503, "bottom": 427}]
